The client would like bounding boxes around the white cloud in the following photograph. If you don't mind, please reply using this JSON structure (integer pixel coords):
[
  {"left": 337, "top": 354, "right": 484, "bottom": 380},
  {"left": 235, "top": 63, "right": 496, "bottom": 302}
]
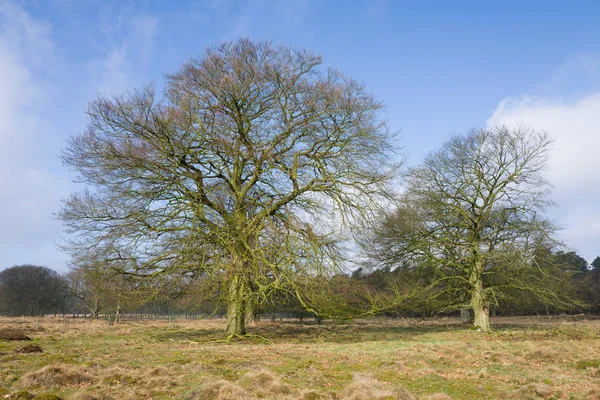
[
  {"left": 0, "top": 2, "right": 69, "bottom": 269},
  {"left": 85, "top": 14, "right": 159, "bottom": 97},
  {"left": 488, "top": 93, "right": 600, "bottom": 262},
  {"left": 0, "top": 3, "right": 160, "bottom": 272},
  {"left": 0, "top": 2, "right": 53, "bottom": 145}
]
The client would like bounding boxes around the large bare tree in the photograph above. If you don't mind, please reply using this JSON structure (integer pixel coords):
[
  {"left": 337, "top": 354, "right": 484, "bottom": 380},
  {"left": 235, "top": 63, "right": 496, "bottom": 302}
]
[
  {"left": 59, "top": 39, "right": 399, "bottom": 336},
  {"left": 364, "top": 127, "right": 561, "bottom": 331}
]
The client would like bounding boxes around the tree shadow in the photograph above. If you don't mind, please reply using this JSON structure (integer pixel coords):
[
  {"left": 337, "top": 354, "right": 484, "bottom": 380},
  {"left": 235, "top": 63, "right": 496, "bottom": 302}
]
[{"left": 148, "top": 319, "right": 468, "bottom": 344}]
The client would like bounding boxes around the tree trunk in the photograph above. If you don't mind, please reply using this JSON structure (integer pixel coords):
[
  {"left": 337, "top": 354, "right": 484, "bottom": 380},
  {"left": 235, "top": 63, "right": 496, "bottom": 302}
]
[
  {"left": 460, "top": 307, "right": 473, "bottom": 324},
  {"left": 92, "top": 298, "right": 100, "bottom": 320},
  {"left": 245, "top": 303, "right": 255, "bottom": 325},
  {"left": 225, "top": 274, "right": 246, "bottom": 336},
  {"left": 470, "top": 266, "right": 491, "bottom": 332}
]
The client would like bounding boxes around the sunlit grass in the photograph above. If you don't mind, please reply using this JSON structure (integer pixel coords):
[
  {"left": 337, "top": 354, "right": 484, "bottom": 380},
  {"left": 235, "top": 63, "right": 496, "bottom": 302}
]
[{"left": 1, "top": 316, "right": 599, "bottom": 399}]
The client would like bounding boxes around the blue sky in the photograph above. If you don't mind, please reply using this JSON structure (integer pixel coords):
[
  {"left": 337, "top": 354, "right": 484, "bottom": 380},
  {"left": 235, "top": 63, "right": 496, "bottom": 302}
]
[{"left": 1, "top": 0, "right": 600, "bottom": 272}]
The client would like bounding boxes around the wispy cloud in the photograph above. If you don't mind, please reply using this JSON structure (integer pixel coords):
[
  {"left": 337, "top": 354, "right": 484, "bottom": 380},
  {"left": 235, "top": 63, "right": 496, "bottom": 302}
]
[
  {"left": 85, "top": 13, "right": 159, "bottom": 96},
  {"left": 0, "top": 2, "right": 68, "bottom": 268},
  {"left": 0, "top": 2, "right": 160, "bottom": 272}
]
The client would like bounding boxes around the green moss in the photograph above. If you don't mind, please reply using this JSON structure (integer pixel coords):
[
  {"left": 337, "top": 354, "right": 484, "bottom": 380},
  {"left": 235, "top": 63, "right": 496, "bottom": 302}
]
[
  {"left": 31, "top": 394, "right": 63, "bottom": 400},
  {"left": 402, "top": 374, "right": 495, "bottom": 398},
  {"left": 575, "top": 359, "right": 600, "bottom": 370}
]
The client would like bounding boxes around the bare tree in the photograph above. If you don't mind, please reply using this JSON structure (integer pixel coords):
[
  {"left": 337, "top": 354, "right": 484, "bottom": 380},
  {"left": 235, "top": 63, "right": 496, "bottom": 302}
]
[
  {"left": 66, "top": 265, "right": 103, "bottom": 319},
  {"left": 59, "top": 39, "right": 400, "bottom": 336},
  {"left": 67, "top": 259, "right": 148, "bottom": 322},
  {"left": 364, "top": 127, "right": 561, "bottom": 331}
]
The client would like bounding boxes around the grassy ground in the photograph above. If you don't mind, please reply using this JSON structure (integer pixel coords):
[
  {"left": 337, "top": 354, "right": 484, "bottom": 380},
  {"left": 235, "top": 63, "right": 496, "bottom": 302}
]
[{"left": 1, "top": 316, "right": 600, "bottom": 399}]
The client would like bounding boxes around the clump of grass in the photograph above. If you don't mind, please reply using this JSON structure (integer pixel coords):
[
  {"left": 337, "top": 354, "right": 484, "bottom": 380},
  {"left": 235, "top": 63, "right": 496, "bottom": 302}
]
[
  {"left": 524, "top": 348, "right": 557, "bottom": 362},
  {"left": 18, "top": 364, "right": 95, "bottom": 388},
  {"left": 575, "top": 359, "right": 600, "bottom": 370},
  {"left": 517, "top": 383, "right": 552, "bottom": 399},
  {"left": 339, "top": 374, "right": 414, "bottom": 400},
  {"left": 100, "top": 367, "right": 138, "bottom": 386},
  {"left": 31, "top": 394, "right": 63, "bottom": 400},
  {"left": 0, "top": 329, "right": 31, "bottom": 341},
  {"left": 190, "top": 380, "right": 248, "bottom": 400},
  {"left": 242, "top": 367, "right": 291, "bottom": 396},
  {"left": 144, "top": 367, "right": 169, "bottom": 377},
  {"left": 15, "top": 345, "right": 43, "bottom": 354},
  {"left": 467, "top": 367, "right": 489, "bottom": 379},
  {"left": 66, "top": 393, "right": 113, "bottom": 400},
  {"left": 423, "top": 394, "right": 452, "bottom": 400},
  {"left": 7, "top": 390, "right": 35, "bottom": 399},
  {"left": 299, "top": 389, "right": 323, "bottom": 400}
]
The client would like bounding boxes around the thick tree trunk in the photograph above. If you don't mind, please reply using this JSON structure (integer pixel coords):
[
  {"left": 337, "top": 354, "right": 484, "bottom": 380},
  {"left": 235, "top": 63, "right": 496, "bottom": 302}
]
[
  {"left": 470, "top": 267, "right": 491, "bottom": 332},
  {"left": 225, "top": 274, "right": 246, "bottom": 336}
]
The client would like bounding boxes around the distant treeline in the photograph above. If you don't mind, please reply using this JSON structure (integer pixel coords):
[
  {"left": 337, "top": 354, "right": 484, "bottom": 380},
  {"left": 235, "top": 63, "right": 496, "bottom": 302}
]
[{"left": 2, "top": 254, "right": 600, "bottom": 320}]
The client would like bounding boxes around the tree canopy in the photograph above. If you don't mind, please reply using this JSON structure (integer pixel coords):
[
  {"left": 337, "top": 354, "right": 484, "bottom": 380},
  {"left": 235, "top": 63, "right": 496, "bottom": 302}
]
[
  {"left": 59, "top": 39, "right": 400, "bottom": 336},
  {"left": 362, "top": 127, "right": 576, "bottom": 331},
  {"left": 0, "top": 265, "right": 67, "bottom": 316}
]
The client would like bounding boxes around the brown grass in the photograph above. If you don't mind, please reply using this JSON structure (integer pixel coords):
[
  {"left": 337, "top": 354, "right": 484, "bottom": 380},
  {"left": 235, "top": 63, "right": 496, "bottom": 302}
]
[
  {"left": 1, "top": 316, "right": 600, "bottom": 399},
  {"left": 242, "top": 367, "right": 292, "bottom": 396},
  {"left": 15, "top": 345, "right": 43, "bottom": 354},
  {"left": 423, "top": 394, "right": 453, "bottom": 400},
  {"left": 0, "top": 329, "right": 31, "bottom": 341},
  {"left": 517, "top": 383, "right": 552, "bottom": 399},
  {"left": 18, "top": 364, "right": 95, "bottom": 388},
  {"left": 6, "top": 390, "right": 35, "bottom": 399},
  {"left": 65, "top": 393, "right": 113, "bottom": 400},
  {"left": 190, "top": 380, "right": 249, "bottom": 400},
  {"left": 340, "top": 374, "right": 415, "bottom": 400}
]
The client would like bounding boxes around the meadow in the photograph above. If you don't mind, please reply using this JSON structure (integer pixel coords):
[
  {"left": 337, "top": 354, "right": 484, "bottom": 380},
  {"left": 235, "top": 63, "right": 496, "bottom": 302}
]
[{"left": 1, "top": 316, "right": 600, "bottom": 399}]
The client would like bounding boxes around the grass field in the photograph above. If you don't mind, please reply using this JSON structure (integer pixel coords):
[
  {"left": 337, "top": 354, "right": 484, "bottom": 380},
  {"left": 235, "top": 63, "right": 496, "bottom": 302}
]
[{"left": 1, "top": 316, "right": 600, "bottom": 399}]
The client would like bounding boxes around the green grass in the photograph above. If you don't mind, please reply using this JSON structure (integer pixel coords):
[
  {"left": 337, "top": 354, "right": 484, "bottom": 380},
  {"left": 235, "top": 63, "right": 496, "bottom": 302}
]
[{"left": 1, "top": 316, "right": 600, "bottom": 399}]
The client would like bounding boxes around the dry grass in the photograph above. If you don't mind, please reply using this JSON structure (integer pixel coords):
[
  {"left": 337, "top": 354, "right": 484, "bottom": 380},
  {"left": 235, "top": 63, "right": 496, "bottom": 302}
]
[
  {"left": 0, "top": 329, "right": 31, "bottom": 341},
  {"left": 340, "top": 373, "right": 414, "bottom": 400},
  {"left": 16, "top": 345, "right": 43, "bottom": 354},
  {"left": 190, "top": 380, "right": 248, "bottom": 400},
  {"left": 1, "top": 316, "right": 600, "bottom": 399},
  {"left": 18, "top": 364, "right": 95, "bottom": 388}
]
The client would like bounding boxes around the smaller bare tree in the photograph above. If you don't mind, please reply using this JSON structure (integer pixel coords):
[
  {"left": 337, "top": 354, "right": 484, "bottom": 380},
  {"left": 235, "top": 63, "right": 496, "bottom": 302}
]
[{"left": 364, "top": 126, "right": 572, "bottom": 331}]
